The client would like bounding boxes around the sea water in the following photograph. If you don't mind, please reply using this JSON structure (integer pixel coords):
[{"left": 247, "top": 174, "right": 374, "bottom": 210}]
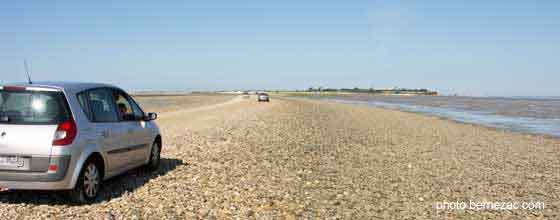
[{"left": 311, "top": 95, "right": 560, "bottom": 138}]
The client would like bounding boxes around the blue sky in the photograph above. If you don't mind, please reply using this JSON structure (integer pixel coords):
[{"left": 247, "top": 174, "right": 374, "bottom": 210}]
[{"left": 1, "top": 1, "right": 559, "bottom": 96}]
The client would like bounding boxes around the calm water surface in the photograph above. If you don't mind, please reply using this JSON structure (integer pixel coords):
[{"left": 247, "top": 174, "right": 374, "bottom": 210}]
[{"left": 310, "top": 95, "right": 560, "bottom": 138}]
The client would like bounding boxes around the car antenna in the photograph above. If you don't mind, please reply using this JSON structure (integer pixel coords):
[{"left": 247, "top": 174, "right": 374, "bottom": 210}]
[{"left": 24, "top": 59, "right": 33, "bottom": 84}]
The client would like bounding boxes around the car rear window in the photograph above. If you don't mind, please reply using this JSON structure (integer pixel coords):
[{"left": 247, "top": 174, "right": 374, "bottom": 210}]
[{"left": 0, "top": 90, "right": 71, "bottom": 124}]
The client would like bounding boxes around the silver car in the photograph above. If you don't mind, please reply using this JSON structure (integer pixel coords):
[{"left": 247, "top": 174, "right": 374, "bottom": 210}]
[
  {"left": 0, "top": 82, "right": 161, "bottom": 203},
  {"left": 257, "top": 93, "right": 270, "bottom": 102}
]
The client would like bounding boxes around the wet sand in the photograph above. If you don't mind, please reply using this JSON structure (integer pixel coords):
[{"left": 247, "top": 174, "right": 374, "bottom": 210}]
[
  {"left": 304, "top": 94, "right": 560, "bottom": 137},
  {"left": 0, "top": 94, "right": 558, "bottom": 219}
]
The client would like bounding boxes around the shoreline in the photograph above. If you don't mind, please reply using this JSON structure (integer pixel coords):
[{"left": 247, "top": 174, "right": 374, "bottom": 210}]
[{"left": 287, "top": 96, "right": 560, "bottom": 140}]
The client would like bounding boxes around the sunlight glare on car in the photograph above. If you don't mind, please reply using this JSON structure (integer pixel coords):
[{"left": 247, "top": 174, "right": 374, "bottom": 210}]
[{"left": 31, "top": 98, "right": 46, "bottom": 113}]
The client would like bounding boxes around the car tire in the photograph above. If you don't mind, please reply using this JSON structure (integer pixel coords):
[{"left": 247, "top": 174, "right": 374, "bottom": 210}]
[
  {"left": 69, "top": 159, "right": 101, "bottom": 204},
  {"left": 146, "top": 141, "right": 161, "bottom": 171}
]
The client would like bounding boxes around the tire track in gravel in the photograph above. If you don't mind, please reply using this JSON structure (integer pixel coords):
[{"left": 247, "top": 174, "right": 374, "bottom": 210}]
[{"left": 159, "top": 96, "right": 244, "bottom": 120}]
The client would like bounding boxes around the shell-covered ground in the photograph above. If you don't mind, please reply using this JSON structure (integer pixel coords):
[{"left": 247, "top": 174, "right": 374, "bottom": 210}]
[{"left": 0, "top": 95, "right": 558, "bottom": 219}]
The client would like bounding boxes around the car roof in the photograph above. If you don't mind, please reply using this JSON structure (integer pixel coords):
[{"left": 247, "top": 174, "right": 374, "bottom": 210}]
[{"left": 1, "top": 81, "right": 120, "bottom": 93}]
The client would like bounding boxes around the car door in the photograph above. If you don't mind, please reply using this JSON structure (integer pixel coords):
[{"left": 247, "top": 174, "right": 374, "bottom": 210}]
[
  {"left": 85, "top": 88, "right": 130, "bottom": 175},
  {"left": 113, "top": 90, "right": 150, "bottom": 167},
  {"left": 126, "top": 92, "right": 154, "bottom": 163}
]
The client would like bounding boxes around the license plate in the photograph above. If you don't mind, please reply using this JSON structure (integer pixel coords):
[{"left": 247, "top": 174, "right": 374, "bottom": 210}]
[{"left": 0, "top": 156, "right": 23, "bottom": 167}]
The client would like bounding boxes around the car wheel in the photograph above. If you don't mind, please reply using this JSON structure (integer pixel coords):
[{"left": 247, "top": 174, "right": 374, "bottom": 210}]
[
  {"left": 147, "top": 141, "right": 161, "bottom": 171},
  {"left": 69, "top": 160, "right": 101, "bottom": 203}
]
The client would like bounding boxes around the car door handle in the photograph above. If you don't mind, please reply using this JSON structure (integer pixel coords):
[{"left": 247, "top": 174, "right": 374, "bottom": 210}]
[
  {"left": 127, "top": 128, "right": 134, "bottom": 134},
  {"left": 99, "top": 130, "right": 110, "bottom": 138}
]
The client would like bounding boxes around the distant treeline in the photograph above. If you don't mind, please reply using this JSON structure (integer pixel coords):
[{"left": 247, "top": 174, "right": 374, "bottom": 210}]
[{"left": 299, "top": 87, "right": 438, "bottom": 95}]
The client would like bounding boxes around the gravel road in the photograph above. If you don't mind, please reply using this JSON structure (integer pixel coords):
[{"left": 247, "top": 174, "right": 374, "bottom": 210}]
[{"left": 0, "top": 95, "right": 558, "bottom": 219}]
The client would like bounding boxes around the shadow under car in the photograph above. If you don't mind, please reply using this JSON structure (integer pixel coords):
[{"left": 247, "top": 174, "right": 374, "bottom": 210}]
[{"left": 0, "top": 158, "right": 185, "bottom": 205}]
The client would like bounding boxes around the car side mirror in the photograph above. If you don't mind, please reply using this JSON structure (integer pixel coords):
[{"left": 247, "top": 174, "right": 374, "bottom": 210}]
[{"left": 144, "top": 112, "right": 158, "bottom": 121}]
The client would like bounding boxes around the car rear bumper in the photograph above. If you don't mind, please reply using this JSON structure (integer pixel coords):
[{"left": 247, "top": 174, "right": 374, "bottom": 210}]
[
  {"left": 0, "top": 180, "right": 73, "bottom": 190},
  {"left": 0, "top": 156, "right": 72, "bottom": 190}
]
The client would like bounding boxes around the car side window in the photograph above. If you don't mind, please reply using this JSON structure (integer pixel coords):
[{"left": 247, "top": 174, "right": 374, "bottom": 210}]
[
  {"left": 88, "top": 89, "right": 119, "bottom": 123},
  {"left": 126, "top": 95, "right": 145, "bottom": 121},
  {"left": 113, "top": 90, "right": 139, "bottom": 121},
  {"left": 77, "top": 92, "right": 93, "bottom": 121}
]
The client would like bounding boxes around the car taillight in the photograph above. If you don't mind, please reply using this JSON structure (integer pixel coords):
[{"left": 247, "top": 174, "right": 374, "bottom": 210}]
[
  {"left": 53, "top": 119, "right": 77, "bottom": 146},
  {"left": 48, "top": 164, "right": 58, "bottom": 172}
]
